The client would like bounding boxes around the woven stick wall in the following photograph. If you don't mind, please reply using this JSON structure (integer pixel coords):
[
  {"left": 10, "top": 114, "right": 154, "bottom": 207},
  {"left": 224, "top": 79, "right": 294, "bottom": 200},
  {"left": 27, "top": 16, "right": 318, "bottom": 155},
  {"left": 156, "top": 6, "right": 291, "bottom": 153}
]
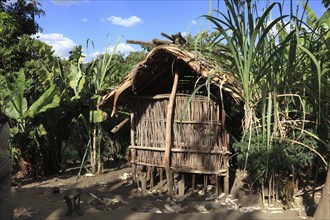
[{"left": 130, "top": 94, "right": 228, "bottom": 174}]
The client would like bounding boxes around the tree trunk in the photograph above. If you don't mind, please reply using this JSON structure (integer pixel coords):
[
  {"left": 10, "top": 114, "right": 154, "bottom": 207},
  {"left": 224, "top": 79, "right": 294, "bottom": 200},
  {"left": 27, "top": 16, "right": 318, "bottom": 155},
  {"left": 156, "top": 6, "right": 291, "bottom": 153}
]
[{"left": 314, "top": 166, "right": 330, "bottom": 219}]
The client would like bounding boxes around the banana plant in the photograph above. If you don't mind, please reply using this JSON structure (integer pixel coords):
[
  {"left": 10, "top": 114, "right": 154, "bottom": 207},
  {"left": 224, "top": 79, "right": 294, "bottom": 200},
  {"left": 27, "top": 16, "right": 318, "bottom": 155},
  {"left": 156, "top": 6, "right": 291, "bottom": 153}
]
[
  {"left": 3, "top": 68, "right": 62, "bottom": 173},
  {"left": 67, "top": 45, "right": 87, "bottom": 99},
  {"left": 85, "top": 36, "right": 122, "bottom": 174},
  {"left": 6, "top": 69, "right": 60, "bottom": 129}
]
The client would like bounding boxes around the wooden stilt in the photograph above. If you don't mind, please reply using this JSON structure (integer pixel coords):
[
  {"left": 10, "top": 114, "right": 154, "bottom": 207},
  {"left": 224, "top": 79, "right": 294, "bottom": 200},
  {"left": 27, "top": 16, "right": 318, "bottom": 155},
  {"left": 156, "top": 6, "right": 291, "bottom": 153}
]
[
  {"left": 135, "top": 169, "right": 140, "bottom": 189},
  {"left": 173, "top": 173, "right": 178, "bottom": 195},
  {"left": 224, "top": 175, "right": 229, "bottom": 194},
  {"left": 178, "top": 173, "right": 185, "bottom": 197},
  {"left": 136, "top": 166, "right": 141, "bottom": 189},
  {"left": 150, "top": 167, "right": 154, "bottom": 190},
  {"left": 147, "top": 166, "right": 151, "bottom": 182},
  {"left": 204, "top": 175, "right": 208, "bottom": 195},
  {"left": 215, "top": 175, "right": 220, "bottom": 196},
  {"left": 141, "top": 171, "right": 147, "bottom": 195},
  {"left": 159, "top": 168, "right": 163, "bottom": 191},
  {"left": 192, "top": 174, "right": 195, "bottom": 193},
  {"left": 224, "top": 158, "right": 229, "bottom": 194},
  {"left": 164, "top": 71, "right": 179, "bottom": 196}
]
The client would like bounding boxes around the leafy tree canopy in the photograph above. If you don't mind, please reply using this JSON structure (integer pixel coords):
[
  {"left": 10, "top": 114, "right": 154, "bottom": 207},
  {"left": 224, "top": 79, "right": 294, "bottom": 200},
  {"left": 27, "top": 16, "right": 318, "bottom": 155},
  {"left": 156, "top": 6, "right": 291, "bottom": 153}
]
[
  {"left": 0, "top": 0, "right": 44, "bottom": 36},
  {"left": 0, "top": 0, "right": 55, "bottom": 111},
  {"left": 0, "top": 0, "right": 47, "bottom": 73}
]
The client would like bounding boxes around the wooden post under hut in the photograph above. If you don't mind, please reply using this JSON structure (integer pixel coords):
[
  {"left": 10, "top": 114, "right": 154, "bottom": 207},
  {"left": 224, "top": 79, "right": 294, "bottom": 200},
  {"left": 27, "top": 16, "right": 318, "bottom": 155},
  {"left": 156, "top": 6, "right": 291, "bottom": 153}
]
[{"left": 164, "top": 70, "right": 179, "bottom": 196}]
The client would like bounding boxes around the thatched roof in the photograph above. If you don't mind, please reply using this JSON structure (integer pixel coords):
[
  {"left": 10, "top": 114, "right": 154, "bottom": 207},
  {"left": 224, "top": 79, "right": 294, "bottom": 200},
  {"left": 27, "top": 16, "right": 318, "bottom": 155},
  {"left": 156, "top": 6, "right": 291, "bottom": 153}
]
[{"left": 99, "top": 45, "right": 243, "bottom": 116}]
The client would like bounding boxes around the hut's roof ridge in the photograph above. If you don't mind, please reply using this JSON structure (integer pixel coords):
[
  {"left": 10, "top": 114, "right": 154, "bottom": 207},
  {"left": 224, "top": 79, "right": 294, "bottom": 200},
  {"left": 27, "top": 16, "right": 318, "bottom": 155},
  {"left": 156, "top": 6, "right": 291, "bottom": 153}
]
[{"left": 99, "top": 44, "right": 243, "bottom": 115}]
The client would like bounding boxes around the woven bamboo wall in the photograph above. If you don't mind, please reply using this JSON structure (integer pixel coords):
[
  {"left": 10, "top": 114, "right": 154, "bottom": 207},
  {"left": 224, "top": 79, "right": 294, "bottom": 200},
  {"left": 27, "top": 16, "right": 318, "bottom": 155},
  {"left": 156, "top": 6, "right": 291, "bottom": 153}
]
[{"left": 131, "top": 94, "right": 228, "bottom": 174}]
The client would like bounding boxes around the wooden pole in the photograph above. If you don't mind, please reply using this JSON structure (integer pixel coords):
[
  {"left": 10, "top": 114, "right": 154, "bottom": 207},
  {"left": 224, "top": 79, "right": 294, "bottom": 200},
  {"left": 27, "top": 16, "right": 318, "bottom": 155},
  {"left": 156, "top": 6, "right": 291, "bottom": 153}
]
[
  {"left": 159, "top": 168, "right": 163, "bottom": 191},
  {"left": 91, "top": 124, "right": 97, "bottom": 174},
  {"left": 164, "top": 71, "right": 179, "bottom": 196},
  {"left": 204, "top": 175, "right": 208, "bottom": 195},
  {"left": 215, "top": 175, "right": 220, "bottom": 196},
  {"left": 131, "top": 113, "right": 137, "bottom": 183},
  {"left": 111, "top": 118, "right": 130, "bottom": 133},
  {"left": 126, "top": 39, "right": 154, "bottom": 46},
  {"left": 150, "top": 166, "right": 154, "bottom": 190},
  {"left": 192, "top": 174, "right": 195, "bottom": 192},
  {"left": 224, "top": 158, "right": 229, "bottom": 194},
  {"left": 178, "top": 173, "right": 185, "bottom": 197}
]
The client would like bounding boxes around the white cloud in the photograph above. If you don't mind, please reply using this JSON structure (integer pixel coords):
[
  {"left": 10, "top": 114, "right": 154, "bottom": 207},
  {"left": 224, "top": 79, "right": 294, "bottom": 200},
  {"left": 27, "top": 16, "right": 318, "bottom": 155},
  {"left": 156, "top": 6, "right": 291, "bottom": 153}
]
[
  {"left": 51, "top": 0, "right": 88, "bottom": 6},
  {"left": 107, "top": 16, "right": 143, "bottom": 27},
  {"left": 85, "top": 43, "right": 135, "bottom": 62},
  {"left": 112, "top": 43, "right": 135, "bottom": 55},
  {"left": 81, "top": 18, "right": 88, "bottom": 23},
  {"left": 85, "top": 51, "right": 100, "bottom": 62},
  {"left": 102, "top": 43, "right": 136, "bottom": 56},
  {"left": 90, "top": 51, "right": 100, "bottom": 59},
  {"left": 32, "top": 33, "right": 76, "bottom": 58},
  {"left": 192, "top": 20, "right": 197, "bottom": 25}
]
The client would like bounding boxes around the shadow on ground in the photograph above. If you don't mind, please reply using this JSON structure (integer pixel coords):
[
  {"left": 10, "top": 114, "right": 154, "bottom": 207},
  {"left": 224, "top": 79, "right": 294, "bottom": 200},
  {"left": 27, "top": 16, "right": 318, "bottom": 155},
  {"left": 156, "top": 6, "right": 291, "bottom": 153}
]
[{"left": 13, "top": 166, "right": 308, "bottom": 220}]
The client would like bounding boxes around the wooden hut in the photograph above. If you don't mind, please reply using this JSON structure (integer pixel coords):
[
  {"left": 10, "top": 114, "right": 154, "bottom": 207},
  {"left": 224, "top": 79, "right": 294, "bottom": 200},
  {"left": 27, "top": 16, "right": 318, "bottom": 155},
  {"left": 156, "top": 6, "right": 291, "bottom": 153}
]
[{"left": 99, "top": 45, "right": 242, "bottom": 197}]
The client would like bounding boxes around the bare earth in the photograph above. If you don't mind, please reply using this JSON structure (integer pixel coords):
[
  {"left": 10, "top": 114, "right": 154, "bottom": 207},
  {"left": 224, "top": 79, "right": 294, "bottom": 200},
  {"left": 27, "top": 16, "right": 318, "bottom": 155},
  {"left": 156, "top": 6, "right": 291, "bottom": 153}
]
[{"left": 12, "top": 165, "right": 313, "bottom": 220}]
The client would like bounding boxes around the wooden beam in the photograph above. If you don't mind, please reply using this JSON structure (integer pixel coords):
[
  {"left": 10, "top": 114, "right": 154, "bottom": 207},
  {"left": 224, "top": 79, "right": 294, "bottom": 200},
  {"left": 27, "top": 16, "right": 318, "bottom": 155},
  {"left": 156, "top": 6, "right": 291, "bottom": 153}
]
[
  {"left": 134, "top": 161, "right": 165, "bottom": 168},
  {"left": 152, "top": 38, "right": 171, "bottom": 45},
  {"left": 161, "top": 32, "right": 174, "bottom": 41},
  {"left": 126, "top": 39, "right": 155, "bottom": 46},
  {"left": 170, "top": 167, "right": 227, "bottom": 175},
  {"left": 127, "top": 94, "right": 170, "bottom": 100},
  {"left": 164, "top": 71, "right": 179, "bottom": 196},
  {"left": 129, "top": 145, "right": 227, "bottom": 154},
  {"left": 111, "top": 118, "right": 130, "bottom": 133}
]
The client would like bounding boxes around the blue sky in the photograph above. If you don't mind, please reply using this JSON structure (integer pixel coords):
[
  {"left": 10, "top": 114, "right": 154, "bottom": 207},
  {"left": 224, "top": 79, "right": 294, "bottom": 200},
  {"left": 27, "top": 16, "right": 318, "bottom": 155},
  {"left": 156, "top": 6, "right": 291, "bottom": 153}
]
[{"left": 34, "top": 0, "right": 326, "bottom": 60}]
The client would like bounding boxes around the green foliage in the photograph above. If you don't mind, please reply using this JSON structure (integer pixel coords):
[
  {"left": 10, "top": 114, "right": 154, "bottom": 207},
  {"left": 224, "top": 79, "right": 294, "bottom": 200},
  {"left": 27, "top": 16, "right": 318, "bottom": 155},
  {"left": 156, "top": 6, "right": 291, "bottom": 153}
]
[
  {"left": 68, "top": 46, "right": 86, "bottom": 98},
  {"left": 27, "top": 85, "right": 60, "bottom": 118},
  {"left": 0, "top": 0, "right": 47, "bottom": 74},
  {"left": 0, "top": 12, "right": 19, "bottom": 45},
  {"left": 63, "top": 40, "right": 146, "bottom": 175},
  {"left": 197, "top": 0, "right": 330, "bottom": 187},
  {"left": 0, "top": 0, "right": 145, "bottom": 176},
  {"left": 233, "top": 129, "right": 318, "bottom": 184},
  {"left": 1, "top": 0, "right": 44, "bottom": 36}
]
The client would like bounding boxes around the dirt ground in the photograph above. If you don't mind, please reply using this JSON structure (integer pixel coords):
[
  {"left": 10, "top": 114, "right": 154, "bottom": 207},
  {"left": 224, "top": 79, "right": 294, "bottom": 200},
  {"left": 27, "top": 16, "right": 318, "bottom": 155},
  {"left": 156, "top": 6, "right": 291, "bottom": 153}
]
[{"left": 12, "top": 164, "right": 316, "bottom": 220}]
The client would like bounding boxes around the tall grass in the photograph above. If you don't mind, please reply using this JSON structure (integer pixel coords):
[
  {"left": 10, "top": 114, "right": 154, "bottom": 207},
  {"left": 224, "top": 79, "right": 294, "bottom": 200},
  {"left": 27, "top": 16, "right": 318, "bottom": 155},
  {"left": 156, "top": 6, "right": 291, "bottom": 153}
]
[{"left": 194, "top": 0, "right": 329, "bottom": 191}]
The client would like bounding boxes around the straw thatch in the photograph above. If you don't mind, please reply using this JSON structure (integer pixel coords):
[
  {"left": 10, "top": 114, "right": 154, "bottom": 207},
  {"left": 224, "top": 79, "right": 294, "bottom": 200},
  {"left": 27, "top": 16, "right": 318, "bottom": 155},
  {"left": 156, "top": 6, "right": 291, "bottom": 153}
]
[{"left": 99, "top": 45, "right": 243, "bottom": 116}]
